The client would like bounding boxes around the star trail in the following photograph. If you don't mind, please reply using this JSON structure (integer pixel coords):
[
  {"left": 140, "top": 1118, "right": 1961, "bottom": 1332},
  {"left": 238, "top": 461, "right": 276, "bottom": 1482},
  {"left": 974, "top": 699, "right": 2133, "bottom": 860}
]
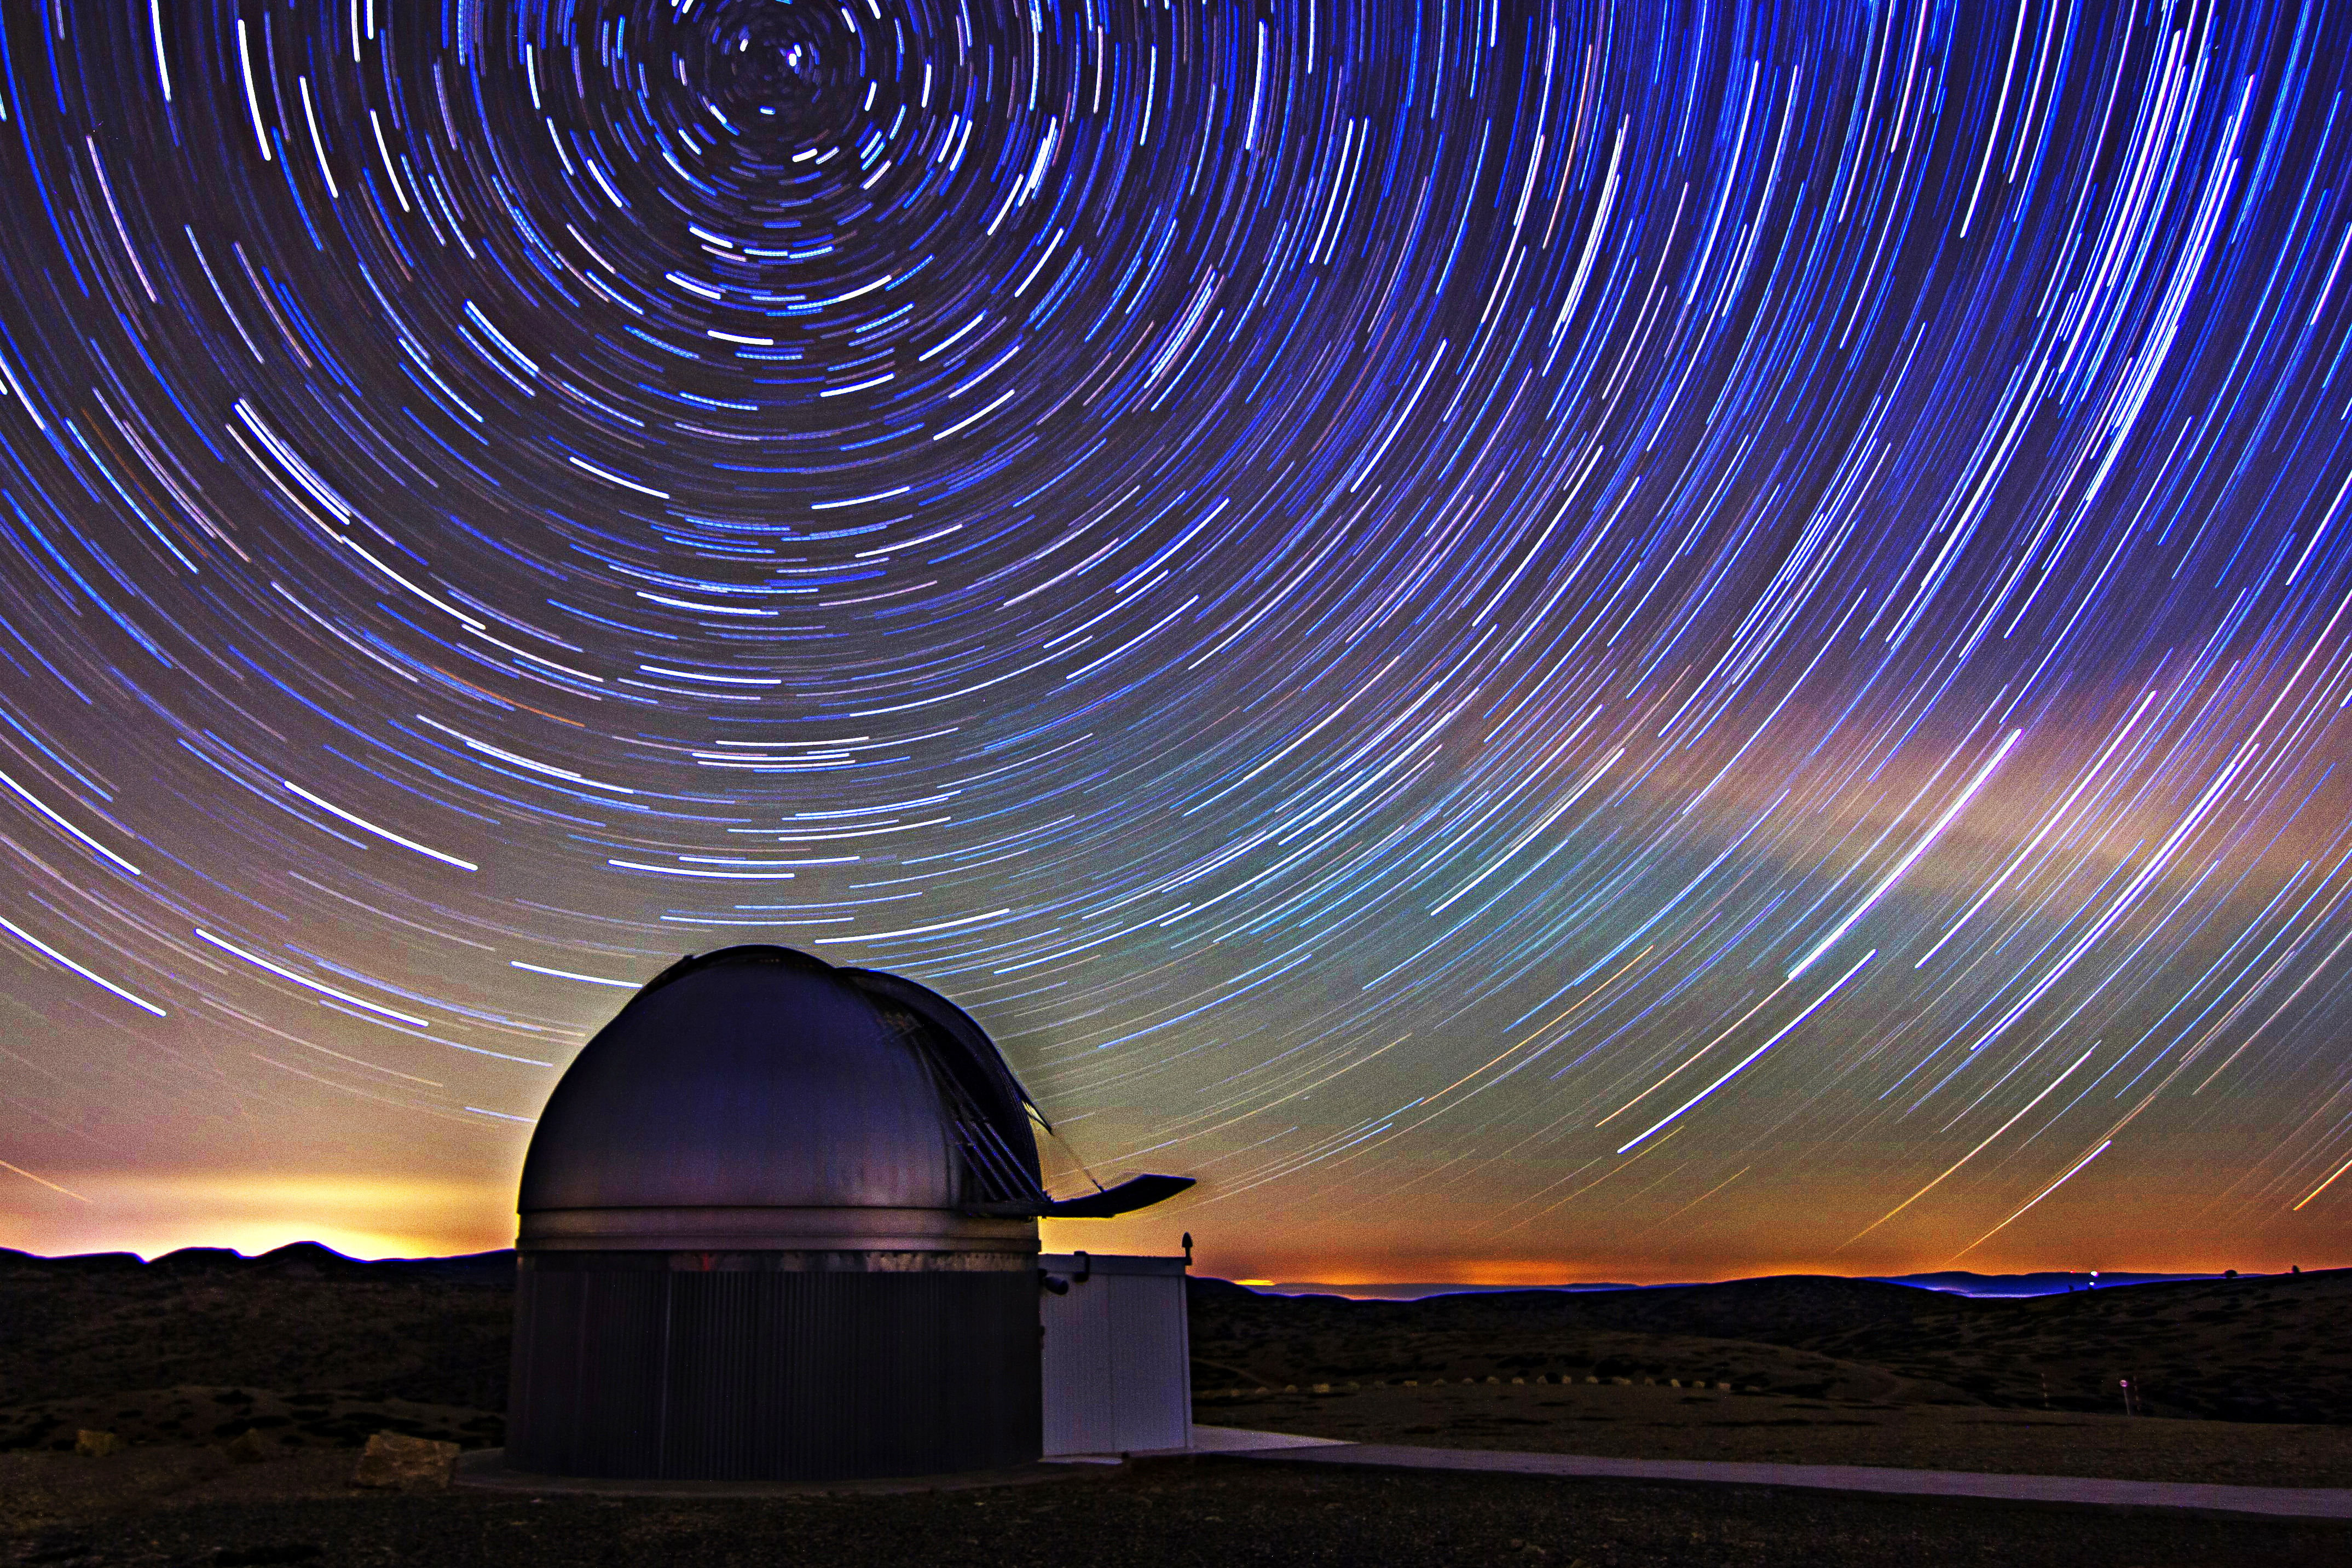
[{"left": 2, "top": 0, "right": 2351, "bottom": 1278}]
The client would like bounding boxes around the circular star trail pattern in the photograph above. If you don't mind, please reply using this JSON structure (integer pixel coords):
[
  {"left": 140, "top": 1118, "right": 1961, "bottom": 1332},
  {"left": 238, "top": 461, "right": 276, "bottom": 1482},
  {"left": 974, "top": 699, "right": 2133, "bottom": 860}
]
[{"left": 2, "top": 0, "right": 2351, "bottom": 1271}]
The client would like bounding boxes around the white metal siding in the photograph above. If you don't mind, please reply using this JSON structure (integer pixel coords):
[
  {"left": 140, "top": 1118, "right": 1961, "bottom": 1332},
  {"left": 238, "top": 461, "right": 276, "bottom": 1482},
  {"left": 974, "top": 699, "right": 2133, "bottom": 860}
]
[
  {"left": 1039, "top": 1274, "right": 1116, "bottom": 1455},
  {"left": 1039, "top": 1254, "right": 1191, "bottom": 1456}
]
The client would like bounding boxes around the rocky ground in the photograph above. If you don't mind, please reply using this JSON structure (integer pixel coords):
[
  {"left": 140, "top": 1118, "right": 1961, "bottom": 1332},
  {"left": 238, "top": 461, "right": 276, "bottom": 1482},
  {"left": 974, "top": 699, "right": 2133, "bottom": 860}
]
[
  {"left": 3, "top": 1451, "right": 2346, "bottom": 1568},
  {"left": 0, "top": 1388, "right": 499, "bottom": 1461}
]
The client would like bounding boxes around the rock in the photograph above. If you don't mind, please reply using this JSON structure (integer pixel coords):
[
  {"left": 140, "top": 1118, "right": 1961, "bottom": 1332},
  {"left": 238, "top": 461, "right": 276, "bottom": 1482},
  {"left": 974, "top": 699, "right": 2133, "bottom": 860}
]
[
  {"left": 74, "top": 1429, "right": 123, "bottom": 1458},
  {"left": 351, "top": 1431, "right": 459, "bottom": 1491},
  {"left": 223, "top": 1428, "right": 271, "bottom": 1463}
]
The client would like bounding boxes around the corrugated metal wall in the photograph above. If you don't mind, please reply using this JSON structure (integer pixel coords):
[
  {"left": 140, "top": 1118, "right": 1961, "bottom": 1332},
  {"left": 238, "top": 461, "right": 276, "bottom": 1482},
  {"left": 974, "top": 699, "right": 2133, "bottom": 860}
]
[{"left": 508, "top": 1253, "right": 1041, "bottom": 1480}]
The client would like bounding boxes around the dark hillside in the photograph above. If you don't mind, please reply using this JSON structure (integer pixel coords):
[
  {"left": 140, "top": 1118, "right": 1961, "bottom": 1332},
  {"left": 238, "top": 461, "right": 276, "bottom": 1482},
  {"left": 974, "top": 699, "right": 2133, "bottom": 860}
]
[
  {"left": 1186, "top": 1268, "right": 2352, "bottom": 1422},
  {"left": 0, "top": 1245, "right": 512, "bottom": 1412}
]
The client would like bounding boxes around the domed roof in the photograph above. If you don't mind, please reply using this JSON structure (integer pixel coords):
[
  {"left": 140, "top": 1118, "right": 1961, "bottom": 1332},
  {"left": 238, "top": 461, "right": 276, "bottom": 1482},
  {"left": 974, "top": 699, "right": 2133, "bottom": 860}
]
[{"left": 517, "top": 946, "right": 1043, "bottom": 1217}]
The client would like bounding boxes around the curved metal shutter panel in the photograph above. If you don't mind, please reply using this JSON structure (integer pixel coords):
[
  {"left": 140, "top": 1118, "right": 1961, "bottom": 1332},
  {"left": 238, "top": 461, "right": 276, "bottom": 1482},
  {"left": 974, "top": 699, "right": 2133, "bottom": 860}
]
[{"left": 507, "top": 1255, "right": 1041, "bottom": 1480}]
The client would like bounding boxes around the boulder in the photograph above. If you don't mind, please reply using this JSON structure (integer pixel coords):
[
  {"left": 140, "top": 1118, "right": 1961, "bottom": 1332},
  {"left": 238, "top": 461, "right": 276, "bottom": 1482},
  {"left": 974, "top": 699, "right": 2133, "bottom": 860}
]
[
  {"left": 74, "top": 1429, "right": 123, "bottom": 1459},
  {"left": 351, "top": 1431, "right": 458, "bottom": 1491},
  {"left": 223, "top": 1428, "right": 271, "bottom": 1463}
]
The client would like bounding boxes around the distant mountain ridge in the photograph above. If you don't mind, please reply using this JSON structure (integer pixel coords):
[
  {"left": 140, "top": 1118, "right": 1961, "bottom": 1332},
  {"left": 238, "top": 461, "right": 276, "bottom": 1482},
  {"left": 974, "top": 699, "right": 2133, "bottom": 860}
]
[
  {"left": 1249, "top": 1268, "right": 2240, "bottom": 1300},
  {"left": 1874, "top": 1269, "right": 2228, "bottom": 1298},
  {"left": 0, "top": 1241, "right": 516, "bottom": 1286}
]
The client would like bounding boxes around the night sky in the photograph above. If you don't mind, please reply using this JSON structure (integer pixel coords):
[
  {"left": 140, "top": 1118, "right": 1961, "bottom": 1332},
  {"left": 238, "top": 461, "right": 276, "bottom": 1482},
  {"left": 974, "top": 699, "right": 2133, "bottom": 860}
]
[{"left": 2, "top": 0, "right": 2350, "bottom": 1283}]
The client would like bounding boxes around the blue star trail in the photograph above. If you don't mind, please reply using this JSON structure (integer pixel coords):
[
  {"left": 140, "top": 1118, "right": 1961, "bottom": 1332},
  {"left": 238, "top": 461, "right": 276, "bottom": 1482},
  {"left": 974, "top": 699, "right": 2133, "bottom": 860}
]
[{"left": 1, "top": 0, "right": 2350, "bottom": 1274}]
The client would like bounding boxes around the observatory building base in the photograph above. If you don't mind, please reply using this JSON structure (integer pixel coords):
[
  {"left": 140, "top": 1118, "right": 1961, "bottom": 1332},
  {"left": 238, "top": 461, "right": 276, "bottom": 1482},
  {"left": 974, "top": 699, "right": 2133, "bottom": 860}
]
[{"left": 507, "top": 1247, "right": 1042, "bottom": 1483}]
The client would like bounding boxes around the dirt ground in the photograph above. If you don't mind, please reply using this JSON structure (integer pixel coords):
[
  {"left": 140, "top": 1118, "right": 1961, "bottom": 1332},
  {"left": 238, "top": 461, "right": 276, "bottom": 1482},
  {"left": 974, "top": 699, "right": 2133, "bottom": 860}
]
[{"left": 3, "top": 1449, "right": 2345, "bottom": 1568}]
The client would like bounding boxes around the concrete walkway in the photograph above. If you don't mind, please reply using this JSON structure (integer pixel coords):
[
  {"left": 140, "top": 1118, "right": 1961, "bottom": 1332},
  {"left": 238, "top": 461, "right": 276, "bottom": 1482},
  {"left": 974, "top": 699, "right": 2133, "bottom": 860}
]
[
  {"left": 1158, "top": 1426, "right": 1351, "bottom": 1455},
  {"left": 1203, "top": 1430, "right": 2352, "bottom": 1522},
  {"left": 1040, "top": 1423, "right": 1349, "bottom": 1466}
]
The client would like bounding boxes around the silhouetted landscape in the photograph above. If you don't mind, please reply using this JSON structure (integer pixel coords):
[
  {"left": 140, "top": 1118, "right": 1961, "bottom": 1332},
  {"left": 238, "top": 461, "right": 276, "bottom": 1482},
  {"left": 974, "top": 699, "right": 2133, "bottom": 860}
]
[
  {"left": 5, "top": 1247, "right": 2349, "bottom": 1565},
  {"left": 9, "top": 1248, "right": 2349, "bottom": 1446},
  {"left": 1188, "top": 1267, "right": 2352, "bottom": 1424}
]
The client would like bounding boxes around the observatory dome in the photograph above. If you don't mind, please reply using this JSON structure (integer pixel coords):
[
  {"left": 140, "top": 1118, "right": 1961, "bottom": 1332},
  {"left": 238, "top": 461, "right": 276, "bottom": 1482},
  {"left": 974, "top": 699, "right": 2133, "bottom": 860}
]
[
  {"left": 516, "top": 944, "right": 1045, "bottom": 1252},
  {"left": 504, "top": 944, "right": 1194, "bottom": 1482},
  {"left": 506, "top": 946, "right": 1051, "bottom": 1482}
]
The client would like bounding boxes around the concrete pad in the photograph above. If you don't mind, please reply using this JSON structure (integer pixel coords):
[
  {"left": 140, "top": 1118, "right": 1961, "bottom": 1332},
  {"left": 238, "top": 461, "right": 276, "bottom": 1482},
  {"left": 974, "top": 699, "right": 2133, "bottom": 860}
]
[
  {"left": 1042, "top": 1424, "right": 1351, "bottom": 1465},
  {"left": 1186, "top": 1425, "right": 1355, "bottom": 1453},
  {"left": 1236, "top": 1440, "right": 2352, "bottom": 1523}
]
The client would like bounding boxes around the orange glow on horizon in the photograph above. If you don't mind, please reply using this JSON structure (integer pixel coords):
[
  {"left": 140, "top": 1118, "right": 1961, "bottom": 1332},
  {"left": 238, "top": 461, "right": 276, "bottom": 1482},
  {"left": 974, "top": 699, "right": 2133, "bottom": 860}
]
[
  {"left": 0, "top": 1172, "right": 513, "bottom": 1262},
  {"left": 2, "top": 1171, "right": 2340, "bottom": 1280}
]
